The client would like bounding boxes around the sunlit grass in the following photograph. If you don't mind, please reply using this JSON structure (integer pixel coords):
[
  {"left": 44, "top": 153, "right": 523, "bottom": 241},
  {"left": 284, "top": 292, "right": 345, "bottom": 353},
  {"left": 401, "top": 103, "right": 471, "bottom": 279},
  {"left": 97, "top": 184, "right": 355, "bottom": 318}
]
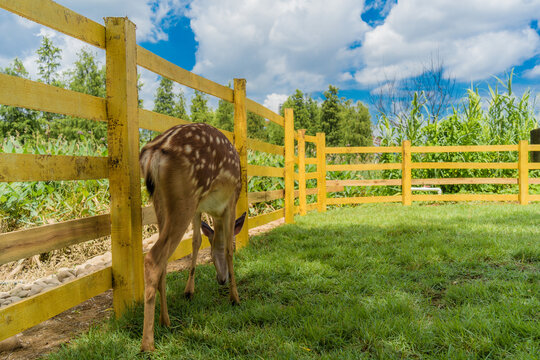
[{"left": 46, "top": 203, "right": 539, "bottom": 359}]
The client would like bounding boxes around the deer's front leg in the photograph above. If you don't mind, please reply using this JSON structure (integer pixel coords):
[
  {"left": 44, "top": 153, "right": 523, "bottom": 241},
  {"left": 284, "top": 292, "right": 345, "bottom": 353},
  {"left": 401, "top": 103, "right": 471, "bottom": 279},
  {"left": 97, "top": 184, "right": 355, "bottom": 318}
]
[
  {"left": 184, "top": 215, "right": 202, "bottom": 299},
  {"left": 226, "top": 232, "right": 240, "bottom": 305}
]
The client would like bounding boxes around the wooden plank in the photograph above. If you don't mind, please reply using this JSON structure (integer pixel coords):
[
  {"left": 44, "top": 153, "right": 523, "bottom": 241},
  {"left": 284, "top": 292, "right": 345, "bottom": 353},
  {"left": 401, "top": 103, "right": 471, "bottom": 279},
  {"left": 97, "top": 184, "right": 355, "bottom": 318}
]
[
  {"left": 317, "top": 133, "right": 327, "bottom": 212},
  {"left": 306, "top": 203, "right": 318, "bottom": 211},
  {"left": 327, "top": 196, "right": 402, "bottom": 205},
  {"left": 327, "top": 179, "right": 402, "bottom": 187},
  {"left": 0, "top": 73, "right": 107, "bottom": 121},
  {"left": 247, "top": 138, "right": 284, "bottom": 156},
  {"left": 234, "top": 79, "right": 249, "bottom": 248},
  {"left": 0, "top": 0, "right": 105, "bottom": 48},
  {"left": 326, "top": 163, "right": 402, "bottom": 171},
  {"left": 305, "top": 172, "right": 318, "bottom": 180},
  {"left": 530, "top": 195, "right": 540, "bottom": 202},
  {"left": 304, "top": 135, "right": 317, "bottom": 143},
  {"left": 105, "top": 17, "right": 144, "bottom": 314},
  {"left": 412, "top": 178, "right": 518, "bottom": 185},
  {"left": 529, "top": 145, "right": 540, "bottom": 151},
  {"left": 326, "top": 146, "right": 402, "bottom": 154},
  {"left": 0, "top": 267, "right": 112, "bottom": 342},
  {"left": 328, "top": 178, "right": 521, "bottom": 187},
  {"left": 0, "top": 214, "right": 110, "bottom": 266},
  {"left": 248, "top": 190, "right": 284, "bottom": 204},
  {"left": 284, "top": 109, "right": 295, "bottom": 224},
  {"left": 139, "top": 109, "right": 190, "bottom": 132},
  {"left": 169, "top": 236, "right": 210, "bottom": 262},
  {"left": 137, "top": 46, "right": 234, "bottom": 102},
  {"left": 247, "top": 164, "right": 285, "bottom": 178},
  {"left": 0, "top": 153, "right": 108, "bottom": 182},
  {"left": 246, "top": 98, "right": 284, "bottom": 127},
  {"left": 529, "top": 163, "right": 540, "bottom": 170},
  {"left": 142, "top": 206, "right": 157, "bottom": 225},
  {"left": 305, "top": 158, "right": 317, "bottom": 165},
  {"left": 411, "top": 145, "right": 518, "bottom": 153},
  {"left": 518, "top": 140, "right": 529, "bottom": 205},
  {"left": 411, "top": 162, "right": 517, "bottom": 170},
  {"left": 298, "top": 130, "right": 307, "bottom": 216},
  {"left": 138, "top": 110, "right": 241, "bottom": 142},
  {"left": 402, "top": 141, "right": 412, "bottom": 206},
  {"left": 248, "top": 209, "right": 285, "bottom": 230},
  {"left": 530, "top": 178, "right": 540, "bottom": 185},
  {"left": 412, "top": 194, "right": 518, "bottom": 202},
  {"left": 325, "top": 186, "right": 345, "bottom": 193}
]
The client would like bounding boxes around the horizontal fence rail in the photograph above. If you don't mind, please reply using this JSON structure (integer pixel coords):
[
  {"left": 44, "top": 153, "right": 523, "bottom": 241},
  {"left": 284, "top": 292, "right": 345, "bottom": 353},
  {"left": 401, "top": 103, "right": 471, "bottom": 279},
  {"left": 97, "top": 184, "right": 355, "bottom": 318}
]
[
  {"left": 0, "top": 74, "right": 107, "bottom": 122},
  {"left": 0, "top": 154, "right": 109, "bottom": 182}
]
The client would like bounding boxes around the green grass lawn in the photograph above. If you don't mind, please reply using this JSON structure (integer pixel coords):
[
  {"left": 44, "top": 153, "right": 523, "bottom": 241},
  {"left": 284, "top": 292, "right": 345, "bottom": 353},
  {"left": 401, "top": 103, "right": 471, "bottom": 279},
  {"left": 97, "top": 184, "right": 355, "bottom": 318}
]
[{"left": 47, "top": 203, "right": 539, "bottom": 359}]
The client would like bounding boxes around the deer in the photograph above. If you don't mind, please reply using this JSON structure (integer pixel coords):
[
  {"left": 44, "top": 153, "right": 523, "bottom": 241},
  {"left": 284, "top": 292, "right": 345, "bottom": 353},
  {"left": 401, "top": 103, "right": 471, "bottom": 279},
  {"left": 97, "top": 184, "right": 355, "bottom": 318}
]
[{"left": 139, "top": 122, "right": 246, "bottom": 352}]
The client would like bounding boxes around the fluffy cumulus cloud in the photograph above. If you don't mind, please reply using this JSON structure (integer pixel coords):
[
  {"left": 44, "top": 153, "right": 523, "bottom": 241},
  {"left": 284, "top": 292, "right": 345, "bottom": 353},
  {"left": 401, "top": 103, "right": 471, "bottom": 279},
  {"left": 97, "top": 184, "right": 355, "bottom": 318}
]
[
  {"left": 355, "top": 0, "right": 540, "bottom": 85},
  {"left": 187, "top": 0, "right": 370, "bottom": 100}
]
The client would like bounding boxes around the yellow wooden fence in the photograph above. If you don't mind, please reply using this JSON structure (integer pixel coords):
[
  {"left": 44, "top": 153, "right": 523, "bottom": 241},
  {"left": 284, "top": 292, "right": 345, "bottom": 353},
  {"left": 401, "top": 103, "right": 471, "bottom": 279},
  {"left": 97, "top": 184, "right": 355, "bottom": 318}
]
[
  {"left": 0, "top": 0, "right": 295, "bottom": 342},
  {"left": 294, "top": 136, "right": 540, "bottom": 211},
  {"left": 0, "top": 0, "right": 538, "bottom": 344}
]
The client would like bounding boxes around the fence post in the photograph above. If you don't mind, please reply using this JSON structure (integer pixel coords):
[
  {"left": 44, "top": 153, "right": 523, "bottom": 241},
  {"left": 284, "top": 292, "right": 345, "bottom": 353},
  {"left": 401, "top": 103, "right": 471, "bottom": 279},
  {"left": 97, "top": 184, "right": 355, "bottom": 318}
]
[
  {"left": 518, "top": 140, "right": 529, "bottom": 205},
  {"left": 298, "top": 129, "right": 307, "bottom": 216},
  {"left": 316, "top": 132, "right": 327, "bottom": 212},
  {"left": 402, "top": 140, "right": 412, "bottom": 206},
  {"left": 104, "top": 17, "right": 144, "bottom": 316},
  {"left": 284, "top": 108, "right": 295, "bottom": 223},
  {"left": 233, "top": 79, "right": 249, "bottom": 247}
]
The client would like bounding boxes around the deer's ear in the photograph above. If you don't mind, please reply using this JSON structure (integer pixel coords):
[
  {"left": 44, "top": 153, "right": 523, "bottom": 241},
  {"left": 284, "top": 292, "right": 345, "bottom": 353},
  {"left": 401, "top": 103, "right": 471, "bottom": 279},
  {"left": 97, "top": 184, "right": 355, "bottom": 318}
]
[
  {"left": 201, "top": 221, "right": 214, "bottom": 238},
  {"left": 234, "top": 212, "right": 247, "bottom": 235}
]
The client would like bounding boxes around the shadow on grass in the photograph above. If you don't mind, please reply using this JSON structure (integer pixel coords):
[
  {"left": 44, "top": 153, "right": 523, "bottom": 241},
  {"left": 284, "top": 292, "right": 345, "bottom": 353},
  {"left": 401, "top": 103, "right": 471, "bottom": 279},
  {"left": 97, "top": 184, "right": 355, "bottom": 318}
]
[{"left": 46, "top": 203, "right": 540, "bottom": 359}]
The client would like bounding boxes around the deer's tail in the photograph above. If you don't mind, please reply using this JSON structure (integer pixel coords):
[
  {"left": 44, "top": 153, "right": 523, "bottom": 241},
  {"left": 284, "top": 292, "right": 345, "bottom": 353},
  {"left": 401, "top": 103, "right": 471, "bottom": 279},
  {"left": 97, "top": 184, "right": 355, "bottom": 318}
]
[{"left": 140, "top": 147, "right": 160, "bottom": 197}]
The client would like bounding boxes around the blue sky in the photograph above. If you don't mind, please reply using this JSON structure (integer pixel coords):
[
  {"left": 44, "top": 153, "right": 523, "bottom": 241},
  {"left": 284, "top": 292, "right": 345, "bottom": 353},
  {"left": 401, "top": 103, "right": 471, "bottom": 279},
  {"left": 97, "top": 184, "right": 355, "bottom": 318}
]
[{"left": 1, "top": 0, "right": 539, "bottom": 117}]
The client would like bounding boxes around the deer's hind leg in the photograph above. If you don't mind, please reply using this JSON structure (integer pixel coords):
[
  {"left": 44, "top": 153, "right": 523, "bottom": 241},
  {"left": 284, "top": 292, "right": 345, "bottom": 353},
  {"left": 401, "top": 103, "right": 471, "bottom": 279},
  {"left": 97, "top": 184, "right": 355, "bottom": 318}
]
[
  {"left": 158, "top": 270, "right": 170, "bottom": 326},
  {"left": 141, "top": 203, "right": 195, "bottom": 352},
  {"left": 184, "top": 212, "right": 202, "bottom": 299}
]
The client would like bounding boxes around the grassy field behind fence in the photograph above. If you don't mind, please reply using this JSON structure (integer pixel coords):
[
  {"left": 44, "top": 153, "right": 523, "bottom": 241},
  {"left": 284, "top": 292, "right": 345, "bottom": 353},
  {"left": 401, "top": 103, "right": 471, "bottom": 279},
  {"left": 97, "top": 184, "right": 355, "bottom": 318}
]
[{"left": 46, "top": 203, "right": 540, "bottom": 359}]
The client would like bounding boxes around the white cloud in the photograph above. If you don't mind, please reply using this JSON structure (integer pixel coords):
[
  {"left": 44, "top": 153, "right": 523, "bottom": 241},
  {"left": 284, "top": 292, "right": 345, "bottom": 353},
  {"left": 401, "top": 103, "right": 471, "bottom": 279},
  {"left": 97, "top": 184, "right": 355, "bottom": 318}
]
[
  {"left": 263, "top": 93, "right": 289, "bottom": 113},
  {"left": 54, "top": 0, "right": 188, "bottom": 43},
  {"left": 524, "top": 64, "right": 540, "bottom": 79},
  {"left": 188, "top": 0, "right": 369, "bottom": 102},
  {"left": 355, "top": 0, "right": 540, "bottom": 85}
]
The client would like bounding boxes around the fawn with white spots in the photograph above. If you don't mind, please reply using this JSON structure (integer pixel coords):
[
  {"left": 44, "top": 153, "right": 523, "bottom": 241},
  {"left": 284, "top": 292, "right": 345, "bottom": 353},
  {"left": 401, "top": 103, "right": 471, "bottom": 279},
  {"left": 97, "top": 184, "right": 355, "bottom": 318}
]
[{"left": 139, "top": 123, "right": 246, "bottom": 352}]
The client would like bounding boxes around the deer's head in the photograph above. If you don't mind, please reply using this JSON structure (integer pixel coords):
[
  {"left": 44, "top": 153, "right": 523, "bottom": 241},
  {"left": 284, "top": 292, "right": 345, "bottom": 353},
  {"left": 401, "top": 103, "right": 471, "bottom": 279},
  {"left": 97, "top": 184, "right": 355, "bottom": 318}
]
[{"left": 201, "top": 212, "right": 246, "bottom": 284}]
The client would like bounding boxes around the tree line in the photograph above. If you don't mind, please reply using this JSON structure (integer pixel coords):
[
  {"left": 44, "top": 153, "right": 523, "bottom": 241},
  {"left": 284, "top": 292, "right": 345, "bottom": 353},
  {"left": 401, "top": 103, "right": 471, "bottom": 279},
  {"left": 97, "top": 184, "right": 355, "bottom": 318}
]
[{"left": 1, "top": 36, "right": 374, "bottom": 148}]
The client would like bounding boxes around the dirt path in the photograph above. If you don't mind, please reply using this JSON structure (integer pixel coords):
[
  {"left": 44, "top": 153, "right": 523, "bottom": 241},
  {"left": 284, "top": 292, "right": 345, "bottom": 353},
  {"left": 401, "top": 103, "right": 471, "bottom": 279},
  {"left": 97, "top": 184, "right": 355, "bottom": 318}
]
[{"left": 0, "top": 219, "right": 283, "bottom": 360}]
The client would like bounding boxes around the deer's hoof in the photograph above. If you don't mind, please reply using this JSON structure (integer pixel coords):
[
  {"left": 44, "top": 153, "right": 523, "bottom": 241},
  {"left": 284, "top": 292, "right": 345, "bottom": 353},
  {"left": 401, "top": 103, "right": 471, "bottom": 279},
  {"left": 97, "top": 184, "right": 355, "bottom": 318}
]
[
  {"left": 184, "top": 291, "right": 194, "bottom": 300},
  {"left": 141, "top": 342, "right": 155, "bottom": 352},
  {"left": 160, "top": 316, "right": 171, "bottom": 327}
]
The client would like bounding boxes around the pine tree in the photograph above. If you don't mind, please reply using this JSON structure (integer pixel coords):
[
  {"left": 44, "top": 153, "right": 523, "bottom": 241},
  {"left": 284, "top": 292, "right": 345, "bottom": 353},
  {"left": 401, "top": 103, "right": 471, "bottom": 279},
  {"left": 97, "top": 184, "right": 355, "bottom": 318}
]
[
  {"left": 36, "top": 36, "right": 62, "bottom": 86},
  {"left": 320, "top": 85, "right": 341, "bottom": 146},
  {"left": 190, "top": 91, "right": 214, "bottom": 124},
  {"left": 281, "top": 89, "right": 320, "bottom": 135},
  {"left": 154, "top": 77, "right": 176, "bottom": 116},
  {"left": 175, "top": 90, "right": 189, "bottom": 121},
  {"left": 339, "top": 100, "right": 373, "bottom": 147},
  {"left": 214, "top": 99, "right": 234, "bottom": 132},
  {"left": 247, "top": 112, "right": 268, "bottom": 142},
  {"left": 68, "top": 48, "right": 105, "bottom": 97}
]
